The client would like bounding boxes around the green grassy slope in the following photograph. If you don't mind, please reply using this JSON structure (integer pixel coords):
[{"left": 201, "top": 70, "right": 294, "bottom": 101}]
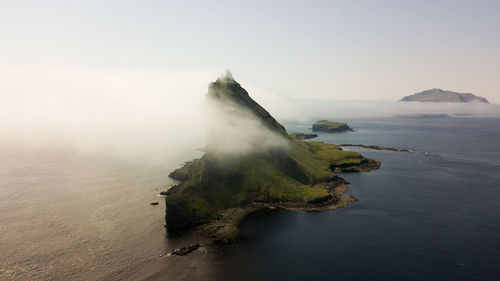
[{"left": 165, "top": 74, "right": 370, "bottom": 229}]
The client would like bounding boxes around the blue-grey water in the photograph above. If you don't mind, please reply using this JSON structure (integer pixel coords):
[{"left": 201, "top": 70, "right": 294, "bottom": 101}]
[
  {"left": 2, "top": 116, "right": 500, "bottom": 280},
  {"left": 209, "top": 117, "right": 500, "bottom": 281}
]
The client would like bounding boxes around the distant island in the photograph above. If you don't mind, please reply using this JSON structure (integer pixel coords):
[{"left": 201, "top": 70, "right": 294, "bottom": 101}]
[
  {"left": 400, "top": 88, "right": 489, "bottom": 103},
  {"left": 312, "top": 120, "right": 354, "bottom": 133},
  {"left": 290, "top": 133, "right": 318, "bottom": 140},
  {"left": 395, "top": 114, "right": 449, "bottom": 118},
  {"left": 163, "top": 73, "right": 380, "bottom": 243}
]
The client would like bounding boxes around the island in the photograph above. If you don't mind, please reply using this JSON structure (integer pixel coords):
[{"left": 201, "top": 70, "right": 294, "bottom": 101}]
[
  {"left": 163, "top": 72, "right": 380, "bottom": 243},
  {"left": 400, "top": 88, "right": 489, "bottom": 103},
  {"left": 290, "top": 133, "right": 318, "bottom": 140},
  {"left": 312, "top": 120, "right": 354, "bottom": 133},
  {"left": 395, "top": 114, "right": 449, "bottom": 118}
]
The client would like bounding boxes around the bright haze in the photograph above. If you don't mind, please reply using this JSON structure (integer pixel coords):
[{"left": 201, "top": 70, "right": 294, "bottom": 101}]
[
  {"left": 1, "top": 0, "right": 500, "bottom": 158},
  {"left": 2, "top": 0, "right": 500, "bottom": 102}
]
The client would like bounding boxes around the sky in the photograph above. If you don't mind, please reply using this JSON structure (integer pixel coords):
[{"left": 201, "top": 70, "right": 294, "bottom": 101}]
[{"left": 1, "top": 0, "right": 499, "bottom": 102}]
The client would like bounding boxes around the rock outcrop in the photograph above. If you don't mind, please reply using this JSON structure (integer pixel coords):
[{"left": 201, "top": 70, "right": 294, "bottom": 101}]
[
  {"left": 163, "top": 72, "right": 380, "bottom": 242},
  {"left": 312, "top": 120, "right": 354, "bottom": 133},
  {"left": 291, "top": 133, "right": 318, "bottom": 140}
]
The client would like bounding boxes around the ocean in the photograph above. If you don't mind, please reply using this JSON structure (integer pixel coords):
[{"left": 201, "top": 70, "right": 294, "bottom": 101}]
[
  {"left": 208, "top": 117, "right": 500, "bottom": 281},
  {"left": 1, "top": 116, "right": 499, "bottom": 280}
]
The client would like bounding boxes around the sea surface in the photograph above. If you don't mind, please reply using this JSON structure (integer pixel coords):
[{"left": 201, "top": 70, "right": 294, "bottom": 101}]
[
  {"left": 1, "top": 116, "right": 500, "bottom": 280},
  {"left": 209, "top": 117, "right": 500, "bottom": 281},
  {"left": 0, "top": 144, "right": 186, "bottom": 280}
]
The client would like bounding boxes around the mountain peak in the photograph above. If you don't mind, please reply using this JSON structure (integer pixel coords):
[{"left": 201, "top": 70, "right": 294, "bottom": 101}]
[
  {"left": 164, "top": 75, "right": 381, "bottom": 235},
  {"left": 207, "top": 73, "right": 287, "bottom": 137},
  {"left": 222, "top": 70, "right": 234, "bottom": 81}
]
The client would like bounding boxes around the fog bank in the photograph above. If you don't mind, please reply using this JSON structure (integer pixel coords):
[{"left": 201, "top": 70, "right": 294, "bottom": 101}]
[
  {"left": 0, "top": 65, "right": 222, "bottom": 163},
  {"left": 1, "top": 65, "right": 498, "bottom": 164},
  {"left": 205, "top": 75, "right": 288, "bottom": 156},
  {"left": 270, "top": 100, "right": 500, "bottom": 124}
]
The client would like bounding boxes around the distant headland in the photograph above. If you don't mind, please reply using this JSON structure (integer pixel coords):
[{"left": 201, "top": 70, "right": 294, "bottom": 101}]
[{"left": 400, "top": 89, "right": 489, "bottom": 103}]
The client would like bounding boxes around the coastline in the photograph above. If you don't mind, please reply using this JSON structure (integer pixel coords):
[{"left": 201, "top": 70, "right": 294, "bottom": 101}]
[
  {"left": 128, "top": 159, "right": 380, "bottom": 281},
  {"left": 169, "top": 159, "right": 381, "bottom": 245}
]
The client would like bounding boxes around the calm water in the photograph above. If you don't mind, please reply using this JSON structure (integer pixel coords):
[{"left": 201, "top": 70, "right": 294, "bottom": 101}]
[
  {"left": 209, "top": 117, "right": 500, "bottom": 281},
  {"left": 2, "top": 117, "right": 500, "bottom": 280},
  {"left": 0, "top": 145, "right": 180, "bottom": 280}
]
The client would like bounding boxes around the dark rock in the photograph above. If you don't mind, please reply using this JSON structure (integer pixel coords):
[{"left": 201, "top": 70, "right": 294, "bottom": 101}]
[
  {"left": 164, "top": 197, "right": 213, "bottom": 231},
  {"left": 170, "top": 244, "right": 200, "bottom": 256},
  {"left": 339, "top": 144, "right": 411, "bottom": 153},
  {"left": 293, "top": 133, "right": 318, "bottom": 140},
  {"left": 312, "top": 120, "right": 354, "bottom": 133},
  {"left": 159, "top": 184, "right": 183, "bottom": 197},
  {"left": 307, "top": 194, "right": 333, "bottom": 204},
  {"left": 169, "top": 158, "right": 204, "bottom": 182},
  {"left": 150, "top": 202, "right": 159, "bottom": 206},
  {"left": 330, "top": 158, "right": 381, "bottom": 173}
]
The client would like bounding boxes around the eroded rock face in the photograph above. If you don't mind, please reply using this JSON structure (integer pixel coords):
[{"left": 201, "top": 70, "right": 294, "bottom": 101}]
[{"left": 165, "top": 198, "right": 215, "bottom": 231}]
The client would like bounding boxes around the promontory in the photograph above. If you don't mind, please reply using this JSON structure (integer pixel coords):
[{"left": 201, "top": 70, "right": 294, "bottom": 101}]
[{"left": 163, "top": 72, "right": 380, "bottom": 243}]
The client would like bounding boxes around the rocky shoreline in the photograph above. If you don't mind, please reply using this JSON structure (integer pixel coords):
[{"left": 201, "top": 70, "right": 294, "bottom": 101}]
[
  {"left": 291, "top": 133, "right": 318, "bottom": 140},
  {"left": 340, "top": 144, "right": 410, "bottom": 153},
  {"left": 164, "top": 159, "right": 381, "bottom": 246},
  {"left": 123, "top": 157, "right": 382, "bottom": 281},
  {"left": 159, "top": 75, "right": 382, "bottom": 254}
]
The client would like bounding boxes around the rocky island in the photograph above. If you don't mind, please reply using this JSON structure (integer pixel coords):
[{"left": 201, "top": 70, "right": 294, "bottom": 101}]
[
  {"left": 312, "top": 120, "right": 354, "bottom": 133},
  {"left": 400, "top": 88, "right": 489, "bottom": 103},
  {"left": 163, "top": 72, "right": 380, "bottom": 243},
  {"left": 290, "top": 133, "right": 318, "bottom": 140}
]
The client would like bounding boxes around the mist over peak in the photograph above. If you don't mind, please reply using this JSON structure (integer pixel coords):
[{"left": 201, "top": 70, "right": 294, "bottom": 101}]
[
  {"left": 205, "top": 73, "right": 289, "bottom": 155},
  {"left": 220, "top": 70, "right": 235, "bottom": 82}
]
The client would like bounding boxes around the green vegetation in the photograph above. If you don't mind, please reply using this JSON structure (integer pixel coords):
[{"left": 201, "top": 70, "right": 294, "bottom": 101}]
[
  {"left": 314, "top": 120, "right": 346, "bottom": 128},
  {"left": 165, "top": 74, "right": 375, "bottom": 230},
  {"left": 208, "top": 75, "right": 288, "bottom": 136},
  {"left": 289, "top": 133, "right": 318, "bottom": 140},
  {"left": 312, "top": 120, "right": 354, "bottom": 133}
]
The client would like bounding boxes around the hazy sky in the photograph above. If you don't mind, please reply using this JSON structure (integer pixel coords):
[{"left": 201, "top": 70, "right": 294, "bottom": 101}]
[{"left": 1, "top": 0, "right": 499, "bottom": 102}]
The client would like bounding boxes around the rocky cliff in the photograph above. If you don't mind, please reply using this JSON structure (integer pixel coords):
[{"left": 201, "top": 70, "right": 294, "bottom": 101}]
[{"left": 163, "top": 72, "right": 380, "bottom": 242}]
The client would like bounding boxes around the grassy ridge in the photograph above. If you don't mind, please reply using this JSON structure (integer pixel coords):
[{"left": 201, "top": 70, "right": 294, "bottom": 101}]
[
  {"left": 166, "top": 134, "right": 367, "bottom": 229},
  {"left": 164, "top": 74, "right": 373, "bottom": 230}
]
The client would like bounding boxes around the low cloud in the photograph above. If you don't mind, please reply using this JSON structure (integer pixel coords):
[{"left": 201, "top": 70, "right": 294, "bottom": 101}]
[
  {"left": 0, "top": 64, "right": 218, "bottom": 163},
  {"left": 273, "top": 99, "right": 500, "bottom": 123},
  {"left": 1, "top": 65, "right": 498, "bottom": 164},
  {"left": 205, "top": 89, "right": 288, "bottom": 156}
]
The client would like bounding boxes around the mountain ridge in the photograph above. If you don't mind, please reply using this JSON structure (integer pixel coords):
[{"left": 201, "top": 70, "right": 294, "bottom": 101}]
[
  {"left": 400, "top": 88, "right": 489, "bottom": 103},
  {"left": 163, "top": 73, "right": 380, "bottom": 243}
]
